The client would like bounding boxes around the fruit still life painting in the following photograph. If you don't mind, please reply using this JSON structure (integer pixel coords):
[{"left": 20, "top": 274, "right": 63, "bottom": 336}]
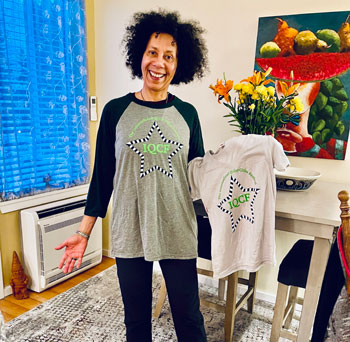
[{"left": 255, "top": 11, "right": 350, "bottom": 159}]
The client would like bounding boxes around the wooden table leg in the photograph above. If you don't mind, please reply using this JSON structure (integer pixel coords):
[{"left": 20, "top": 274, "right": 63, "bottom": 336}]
[
  {"left": 284, "top": 285, "right": 298, "bottom": 329},
  {"left": 270, "top": 283, "right": 289, "bottom": 342},
  {"left": 296, "top": 237, "right": 330, "bottom": 342},
  {"left": 218, "top": 279, "right": 226, "bottom": 300},
  {"left": 153, "top": 277, "right": 167, "bottom": 318},
  {"left": 225, "top": 272, "right": 238, "bottom": 342},
  {"left": 247, "top": 272, "right": 257, "bottom": 313}
]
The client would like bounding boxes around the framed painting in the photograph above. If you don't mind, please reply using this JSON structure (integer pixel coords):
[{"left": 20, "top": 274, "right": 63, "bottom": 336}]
[{"left": 255, "top": 11, "right": 350, "bottom": 159}]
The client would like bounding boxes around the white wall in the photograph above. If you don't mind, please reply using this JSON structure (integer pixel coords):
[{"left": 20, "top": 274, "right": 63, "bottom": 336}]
[{"left": 94, "top": 0, "right": 350, "bottom": 298}]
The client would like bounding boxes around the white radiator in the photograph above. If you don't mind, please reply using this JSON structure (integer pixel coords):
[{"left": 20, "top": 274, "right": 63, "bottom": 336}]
[{"left": 20, "top": 195, "right": 102, "bottom": 292}]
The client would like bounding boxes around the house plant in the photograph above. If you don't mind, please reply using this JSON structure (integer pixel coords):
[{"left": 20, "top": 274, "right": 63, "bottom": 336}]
[{"left": 209, "top": 68, "right": 304, "bottom": 136}]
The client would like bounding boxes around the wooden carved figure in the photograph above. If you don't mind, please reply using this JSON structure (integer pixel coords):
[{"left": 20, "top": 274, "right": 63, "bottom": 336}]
[{"left": 10, "top": 251, "right": 29, "bottom": 299}]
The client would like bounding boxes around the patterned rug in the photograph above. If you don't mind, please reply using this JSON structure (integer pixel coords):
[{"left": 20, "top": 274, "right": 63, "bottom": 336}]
[
  {"left": 326, "top": 286, "right": 350, "bottom": 342},
  {"left": 5, "top": 266, "right": 300, "bottom": 342}
]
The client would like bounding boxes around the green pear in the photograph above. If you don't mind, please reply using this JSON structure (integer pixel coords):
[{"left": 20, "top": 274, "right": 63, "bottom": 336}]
[{"left": 260, "top": 41, "right": 280, "bottom": 58}]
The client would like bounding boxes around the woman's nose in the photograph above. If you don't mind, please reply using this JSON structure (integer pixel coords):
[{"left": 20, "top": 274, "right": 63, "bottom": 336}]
[{"left": 152, "top": 54, "right": 165, "bottom": 67}]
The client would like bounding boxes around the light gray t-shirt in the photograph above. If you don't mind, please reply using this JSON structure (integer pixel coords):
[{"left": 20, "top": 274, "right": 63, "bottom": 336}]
[{"left": 85, "top": 93, "right": 204, "bottom": 261}]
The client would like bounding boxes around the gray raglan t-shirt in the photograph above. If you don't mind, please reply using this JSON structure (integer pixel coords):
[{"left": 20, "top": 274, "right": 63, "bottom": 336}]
[{"left": 85, "top": 93, "right": 204, "bottom": 261}]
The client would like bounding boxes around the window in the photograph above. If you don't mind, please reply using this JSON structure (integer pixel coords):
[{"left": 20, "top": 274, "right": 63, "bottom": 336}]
[{"left": 0, "top": 0, "right": 90, "bottom": 202}]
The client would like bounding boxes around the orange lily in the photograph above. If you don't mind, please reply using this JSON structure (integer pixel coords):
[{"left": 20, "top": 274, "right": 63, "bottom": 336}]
[
  {"left": 241, "top": 69, "right": 274, "bottom": 87},
  {"left": 276, "top": 80, "right": 300, "bottom": 97},
  {"left": 209, "top": 79, "right": 233, "bottom": 103}
]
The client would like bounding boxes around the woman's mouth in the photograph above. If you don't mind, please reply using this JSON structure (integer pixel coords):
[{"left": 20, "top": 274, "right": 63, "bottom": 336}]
[{"left": 149, "top": 70, "right": 166, "bottom": 80}]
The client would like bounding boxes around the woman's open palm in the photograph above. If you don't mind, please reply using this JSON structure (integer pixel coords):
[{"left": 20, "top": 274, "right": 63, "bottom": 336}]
[{"left": 55, "top": 235, "right": 88, "bottom": 274}]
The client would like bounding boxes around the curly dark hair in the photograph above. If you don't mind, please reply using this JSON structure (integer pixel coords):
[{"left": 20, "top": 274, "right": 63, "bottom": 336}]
[{"left": 123, "top": 9, "right": 208, "bottom": 85}]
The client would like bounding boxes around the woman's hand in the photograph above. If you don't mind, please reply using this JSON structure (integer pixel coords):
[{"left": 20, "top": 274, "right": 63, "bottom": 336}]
[
  {"left": 55, "top": 234, "right": 88, "bottom": 274},
  {"left": 55, "top": 215, "right": 96, "bottom": 273}
]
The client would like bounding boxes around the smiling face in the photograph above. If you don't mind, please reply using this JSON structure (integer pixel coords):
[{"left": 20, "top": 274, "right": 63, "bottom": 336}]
[{"left": 141, "top": 32, "right": 178, "bottom": 99}]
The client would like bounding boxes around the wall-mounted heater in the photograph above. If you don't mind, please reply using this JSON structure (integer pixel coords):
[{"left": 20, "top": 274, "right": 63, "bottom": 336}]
[{"left": 20, "top": 195, "right": 102, "bottom": 292}]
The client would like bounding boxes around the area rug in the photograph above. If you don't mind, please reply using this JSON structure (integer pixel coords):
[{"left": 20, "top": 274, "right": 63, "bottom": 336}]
[
  {"left": 326, "top": 286, "right": 350, "bottom": 342},
  {"left": 5, "top": 266, "right": 300, "bottom": 342}
]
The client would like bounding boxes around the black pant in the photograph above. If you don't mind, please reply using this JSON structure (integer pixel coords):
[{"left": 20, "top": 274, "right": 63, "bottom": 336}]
[
  {"left": 311, "top": 237, "right": 345, "bottom": 342},
  {"left": 115, "top": 257, "right": 207, "bottom": 342}
]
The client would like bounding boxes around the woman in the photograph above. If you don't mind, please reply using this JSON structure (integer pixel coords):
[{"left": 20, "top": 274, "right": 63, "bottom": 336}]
[{"left": 56, "top": 9, "right": 208, "bottom": 342}]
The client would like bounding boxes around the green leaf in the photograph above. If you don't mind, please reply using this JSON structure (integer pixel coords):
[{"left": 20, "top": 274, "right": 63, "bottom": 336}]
[{"left": 223, "top": 103, "right": 234, "bottom": 111}]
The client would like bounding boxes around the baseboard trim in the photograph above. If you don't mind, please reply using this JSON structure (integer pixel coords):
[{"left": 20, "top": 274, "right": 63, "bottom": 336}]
[
  {"left": 102, "top": 249, "right": 112, "bottom": 257},
  {"left": 255, "top": 289, "right": 276, "bottom": 304},
  {"left": 155, "top": 267, "right": 276, "bottom": 304},
  {"left": 4, "top": 285, "right": 12, "bottom": 298},
  {"left": 2, "top": 261, "right": 277, "bottom": 305}
]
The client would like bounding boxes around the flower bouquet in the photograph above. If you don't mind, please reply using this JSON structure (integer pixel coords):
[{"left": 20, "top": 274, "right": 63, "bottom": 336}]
[{"left": 209, "top": 68, "right": 304, "bottom": 135}]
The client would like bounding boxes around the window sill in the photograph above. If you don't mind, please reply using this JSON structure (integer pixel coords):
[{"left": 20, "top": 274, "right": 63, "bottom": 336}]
[{"left": 0, "top": 184, "right": 90, "bottom": 214}]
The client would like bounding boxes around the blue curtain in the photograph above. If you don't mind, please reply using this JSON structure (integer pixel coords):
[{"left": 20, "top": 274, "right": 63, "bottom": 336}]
[{"left": 0, "top": 0, "right": 90, "bottom": 201}]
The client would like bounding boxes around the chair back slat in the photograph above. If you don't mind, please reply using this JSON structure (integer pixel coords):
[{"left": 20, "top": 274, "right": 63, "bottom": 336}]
[{"left": 338, "top": 190, "right": 350, "bottom": 296}]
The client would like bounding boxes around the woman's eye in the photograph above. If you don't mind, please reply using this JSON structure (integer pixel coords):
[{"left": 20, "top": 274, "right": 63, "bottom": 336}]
[
  {"left": 165, "top": 55, "right": 174, "bottom": 61},
  {"left": 148, "top": 50, "right": 156, "bottom": 56}
]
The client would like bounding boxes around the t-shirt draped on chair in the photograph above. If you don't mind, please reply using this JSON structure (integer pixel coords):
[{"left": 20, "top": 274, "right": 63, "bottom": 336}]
[{"left": 188, "top": 134, "right": 290, "bottom": 278}]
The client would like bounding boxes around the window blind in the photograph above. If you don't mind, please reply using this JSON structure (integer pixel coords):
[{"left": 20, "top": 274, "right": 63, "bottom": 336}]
[{"left": 0, "top": 0, "right": 90, "bottom": 201}]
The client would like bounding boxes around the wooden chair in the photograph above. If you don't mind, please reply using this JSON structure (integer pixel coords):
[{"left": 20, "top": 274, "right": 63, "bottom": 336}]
[
  {"left": 153, "top": 216, "right": 258, "bottom": 342},
  {"left": 325, "top": 190, "right": 350, "bottom": 342},
  {"left": 270, "top": 190, "right": 350, "bottom": 342},
  {"left": 337, "top": 190, "right": 350, "bottom": 297},
  {"left": 270, "top": 239, "right": 313, "bottom": 341}
]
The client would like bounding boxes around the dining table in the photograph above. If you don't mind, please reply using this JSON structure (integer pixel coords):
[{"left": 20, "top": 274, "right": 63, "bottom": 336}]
[
  {"left": 274, "top": 179, "right": 348, "bottom": 341},
  {"left": 195, "top": 179, "right": 349, "bottom": 342}
]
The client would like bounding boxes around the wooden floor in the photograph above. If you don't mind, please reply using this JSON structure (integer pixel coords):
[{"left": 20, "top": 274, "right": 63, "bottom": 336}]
[{"left": 0, "top": 256, "right": 115, "bottom": 323}]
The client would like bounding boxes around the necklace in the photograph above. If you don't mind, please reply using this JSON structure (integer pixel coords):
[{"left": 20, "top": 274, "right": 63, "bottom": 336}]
[
  {"left": 140, "top": 89, "right": 146, "bottom": 101},
  {"left": 140, "top": 89, "right": 169, "bottom": 104}
]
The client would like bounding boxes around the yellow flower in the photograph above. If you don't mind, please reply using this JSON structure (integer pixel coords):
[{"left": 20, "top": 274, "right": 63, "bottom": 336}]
[
  {"left": 288, "top": 104, "right": 296, "bottom": 112},
  {"left": 256, "top": 85, "right": 268, "bottom": 97},
  {"left": 251, "top": 92, "right": 259, "bottom": 100},
  {"left": 249, "top": 104, "right": 255, "bottom": 111},
  {"left": 286, "top": 96, "right": 304, "bottom": 113},
  {"left": 267, "top": 86, "right": 275, "bottom": 97},
  {"left": 242, "top": 83, "right": 254, "bottom": 95},
  {"left": 292, "top": 96, "right": 304, "bottom": 113},
  {"left": 234, "top": 83, "right": 243, "bottom": 91}
]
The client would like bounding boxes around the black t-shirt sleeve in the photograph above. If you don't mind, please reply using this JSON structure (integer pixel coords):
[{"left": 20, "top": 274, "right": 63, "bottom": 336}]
[
  {"left": 174, "top": 99, "right": 205, "bottom": 162},
  {"left": 84, "top": 95, "right": 130, "bottom": 218},
  {"left": 84, "top": 103, "right": 116, "bottom": 217},
  {"left": 188, "top": 108, "right": 205, "bottom": 162}
]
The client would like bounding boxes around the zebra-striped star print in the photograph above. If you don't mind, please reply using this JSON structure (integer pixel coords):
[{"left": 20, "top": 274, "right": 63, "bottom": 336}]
[
  {"left": 217, "top": 175, "right": 260, "bottom": 232},
  {"left": 126, "top": 121, "right": 183, "bottom": 178}
]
